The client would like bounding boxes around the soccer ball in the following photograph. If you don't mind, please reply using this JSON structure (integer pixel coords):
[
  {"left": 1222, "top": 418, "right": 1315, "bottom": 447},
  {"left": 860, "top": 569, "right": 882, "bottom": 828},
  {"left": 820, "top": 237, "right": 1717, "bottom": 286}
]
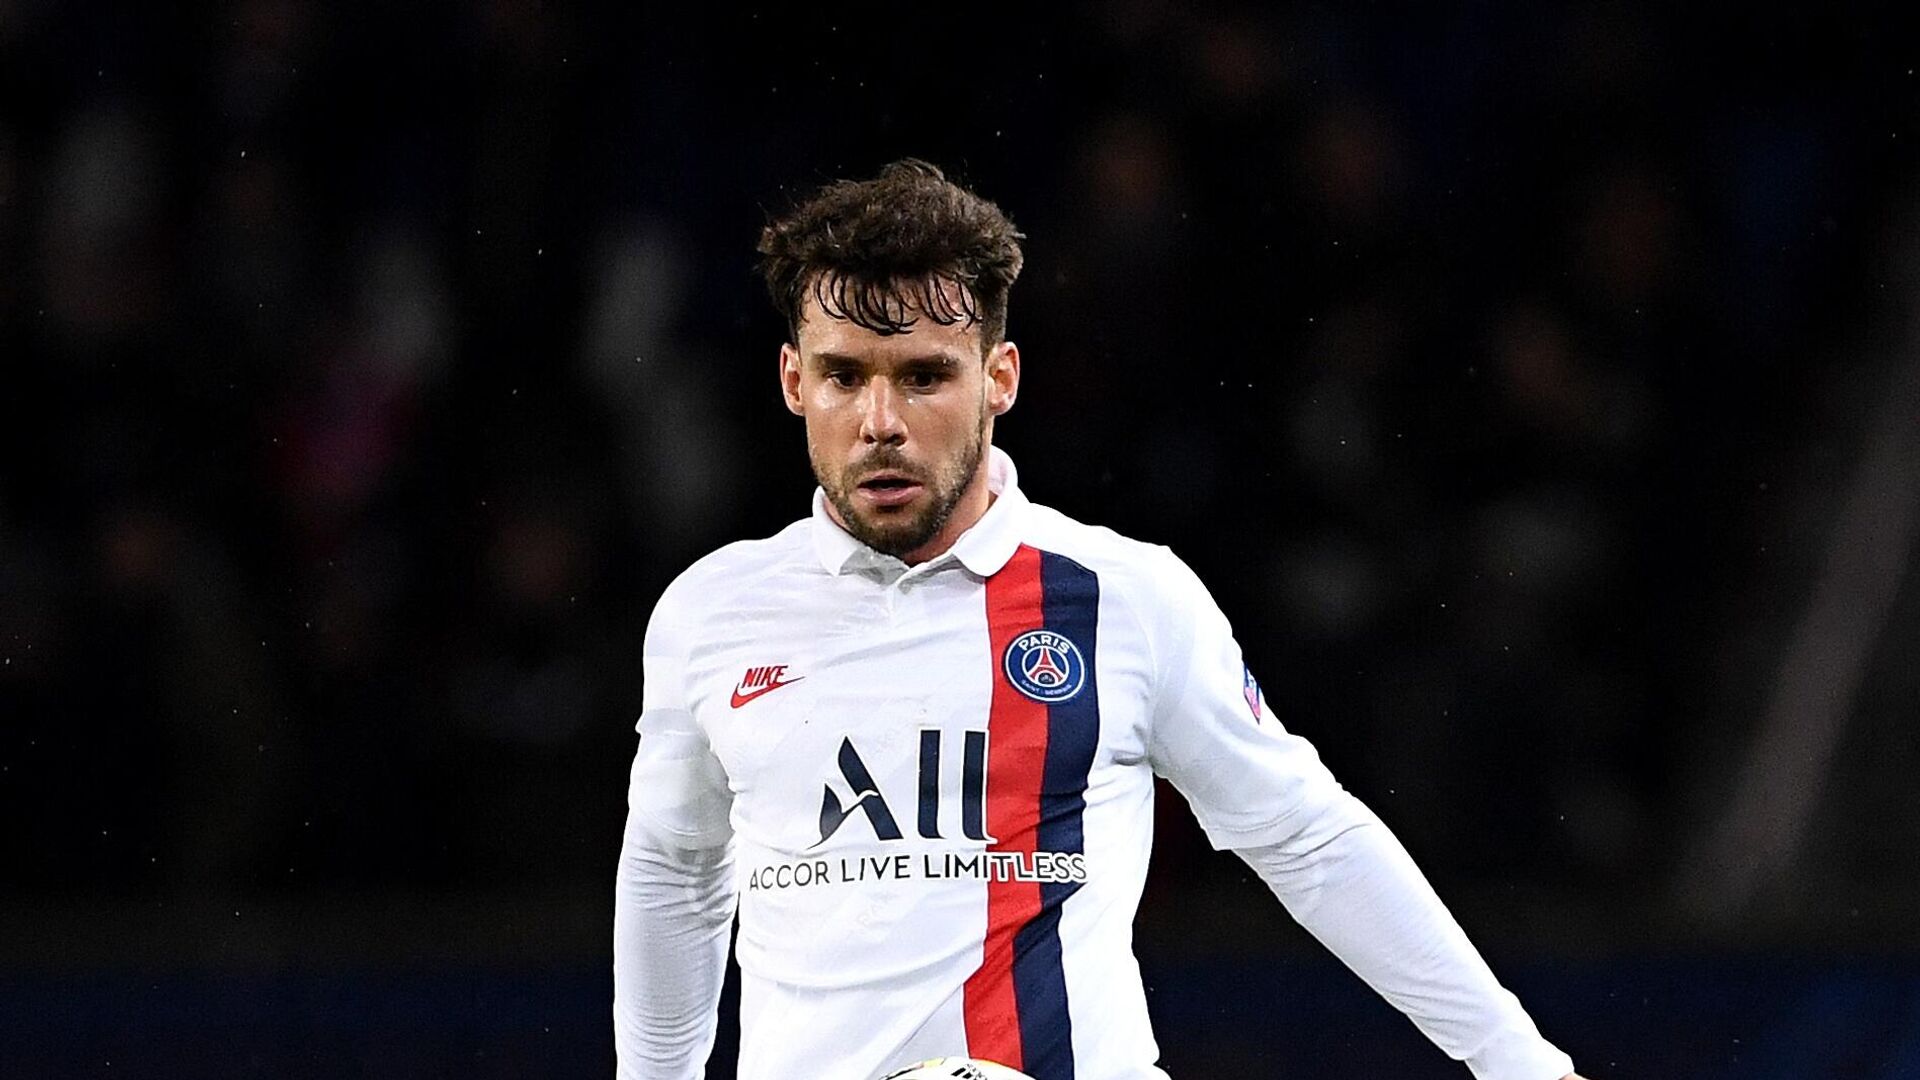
[{"left": 877, "top": 1058, "right": 1035, "bottom": 1080}]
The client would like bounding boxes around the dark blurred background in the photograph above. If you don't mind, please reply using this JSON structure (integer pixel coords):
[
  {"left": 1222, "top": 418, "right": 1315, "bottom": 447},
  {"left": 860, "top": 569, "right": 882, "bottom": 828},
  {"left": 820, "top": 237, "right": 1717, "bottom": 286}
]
[{"left": 4, "top": 2, "right": 1919, "bottom": 1077}]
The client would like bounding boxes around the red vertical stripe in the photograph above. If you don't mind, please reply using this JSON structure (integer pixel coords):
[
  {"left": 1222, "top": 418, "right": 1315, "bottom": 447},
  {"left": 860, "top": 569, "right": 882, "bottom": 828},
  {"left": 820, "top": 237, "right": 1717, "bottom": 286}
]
[{"left": 964, "top": 544, "right": 1048, "bottom": 1069}]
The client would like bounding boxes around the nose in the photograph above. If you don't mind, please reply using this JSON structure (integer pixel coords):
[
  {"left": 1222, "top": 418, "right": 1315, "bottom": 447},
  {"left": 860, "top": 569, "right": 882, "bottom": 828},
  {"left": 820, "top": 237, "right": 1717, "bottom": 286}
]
[{"left": 858, "top": 379, "right": 906, "bottom": 446}]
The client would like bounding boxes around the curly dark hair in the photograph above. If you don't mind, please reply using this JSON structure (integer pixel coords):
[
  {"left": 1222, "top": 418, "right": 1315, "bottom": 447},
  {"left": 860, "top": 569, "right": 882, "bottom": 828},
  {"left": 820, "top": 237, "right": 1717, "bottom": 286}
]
[{"left": 757, "top": 159, "right": 1026, "bottom": 349}]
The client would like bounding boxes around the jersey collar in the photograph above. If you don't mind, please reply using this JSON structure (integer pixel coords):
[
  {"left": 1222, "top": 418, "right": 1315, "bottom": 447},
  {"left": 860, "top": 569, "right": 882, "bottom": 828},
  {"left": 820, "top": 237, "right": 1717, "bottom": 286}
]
[{"left": 811, "top": 445, "right": 1028, "bottom": 579}]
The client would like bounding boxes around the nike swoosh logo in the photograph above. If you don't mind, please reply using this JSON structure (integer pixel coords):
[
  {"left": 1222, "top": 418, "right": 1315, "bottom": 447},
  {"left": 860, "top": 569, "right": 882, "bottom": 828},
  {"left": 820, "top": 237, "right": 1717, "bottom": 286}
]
[{"left": 730, "top": 676, "right": 804, "bottom": 709}]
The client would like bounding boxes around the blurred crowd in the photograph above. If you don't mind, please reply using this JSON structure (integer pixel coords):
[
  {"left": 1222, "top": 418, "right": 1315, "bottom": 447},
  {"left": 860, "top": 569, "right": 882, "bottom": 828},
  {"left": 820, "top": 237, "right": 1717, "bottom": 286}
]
[{"left": 2, "top": 1, "right": 1916, "bottom": 958}]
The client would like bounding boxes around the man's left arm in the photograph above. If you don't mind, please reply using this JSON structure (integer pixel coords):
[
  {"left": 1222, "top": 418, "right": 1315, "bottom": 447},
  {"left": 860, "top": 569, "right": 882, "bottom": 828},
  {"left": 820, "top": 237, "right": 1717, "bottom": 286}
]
[
  {"left": 1141, "top": 548, "right": 1582, "bottom": 1080},
  {"left": 1234, "top": 797, "right": 1579, "bottom": 1080}
]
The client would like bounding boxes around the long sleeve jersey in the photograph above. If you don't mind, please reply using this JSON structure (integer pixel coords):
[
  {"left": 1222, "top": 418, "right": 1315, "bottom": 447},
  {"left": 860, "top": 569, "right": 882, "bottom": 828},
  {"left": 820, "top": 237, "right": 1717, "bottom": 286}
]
[{"left": 614, "top": 447, "right": 1574, "bottom": 1080}]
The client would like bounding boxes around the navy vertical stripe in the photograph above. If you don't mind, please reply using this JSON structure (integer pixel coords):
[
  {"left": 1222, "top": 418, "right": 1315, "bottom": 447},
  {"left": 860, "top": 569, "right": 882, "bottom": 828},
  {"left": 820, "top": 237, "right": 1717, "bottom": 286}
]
[{"left": 1011, "top": 550, "right": 1101, "bottom": 1080}]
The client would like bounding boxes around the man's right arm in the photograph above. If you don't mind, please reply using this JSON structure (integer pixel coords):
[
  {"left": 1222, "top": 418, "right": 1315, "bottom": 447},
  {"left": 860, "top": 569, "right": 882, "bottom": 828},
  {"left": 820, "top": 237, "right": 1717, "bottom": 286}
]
[
  {"left": 613, "top": 787, "right": 735, "bottom": 1080},
  {"left": 613, "top": 576, "right": 738, "bottom": 1079}
]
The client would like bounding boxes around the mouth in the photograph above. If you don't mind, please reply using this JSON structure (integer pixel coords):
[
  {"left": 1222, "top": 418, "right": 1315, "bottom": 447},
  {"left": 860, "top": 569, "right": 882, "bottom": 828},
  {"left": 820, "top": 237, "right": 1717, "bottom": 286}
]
[{"left": 854, "top": 470, "right": 926, "bottom": 509}]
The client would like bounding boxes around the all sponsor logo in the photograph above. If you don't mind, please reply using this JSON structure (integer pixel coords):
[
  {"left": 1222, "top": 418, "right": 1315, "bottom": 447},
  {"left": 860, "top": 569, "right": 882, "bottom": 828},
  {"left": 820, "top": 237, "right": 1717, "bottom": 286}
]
[
  {"left": 776, "top": 731, "right": 1094, "bottom": 892},
  {"left": 814, "top": 732, "right": 991, "bottom": 848}
]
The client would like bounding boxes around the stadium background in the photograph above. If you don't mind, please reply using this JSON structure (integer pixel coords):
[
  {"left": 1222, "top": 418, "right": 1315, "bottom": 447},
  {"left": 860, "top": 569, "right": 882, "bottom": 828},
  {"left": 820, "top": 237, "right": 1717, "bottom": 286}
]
[{"left": 3, "top": 2, "right": 1918, "bottom": 1076}]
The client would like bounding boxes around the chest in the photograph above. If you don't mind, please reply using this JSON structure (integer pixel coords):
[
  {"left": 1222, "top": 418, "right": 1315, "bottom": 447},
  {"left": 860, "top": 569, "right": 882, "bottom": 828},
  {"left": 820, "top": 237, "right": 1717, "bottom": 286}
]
[{"left": 684, "top": 572, "right": 1153, "bottom": 847}]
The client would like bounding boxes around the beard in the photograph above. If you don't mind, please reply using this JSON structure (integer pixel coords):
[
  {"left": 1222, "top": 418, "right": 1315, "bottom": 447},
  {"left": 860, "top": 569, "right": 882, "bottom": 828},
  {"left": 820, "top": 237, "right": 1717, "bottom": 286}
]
[{"left": 815, "top": 415, "right": 987, "bottom": 560}]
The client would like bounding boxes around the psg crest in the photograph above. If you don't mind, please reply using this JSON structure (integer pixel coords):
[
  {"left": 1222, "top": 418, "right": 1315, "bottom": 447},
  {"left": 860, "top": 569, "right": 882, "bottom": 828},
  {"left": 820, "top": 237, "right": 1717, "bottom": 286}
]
[{"left": 1004, "top": 629, "right": 1086, "bottom": 704}]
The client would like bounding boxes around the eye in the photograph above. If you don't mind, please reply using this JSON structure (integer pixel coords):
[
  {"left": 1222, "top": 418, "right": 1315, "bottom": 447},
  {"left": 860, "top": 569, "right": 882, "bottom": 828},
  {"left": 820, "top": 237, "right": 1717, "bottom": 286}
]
[
  {"left": 825, "top": 369, "right": 859, "bottom": 389},
  {"left": 903, "top": 370, "right": 943, "bottom": 391}
]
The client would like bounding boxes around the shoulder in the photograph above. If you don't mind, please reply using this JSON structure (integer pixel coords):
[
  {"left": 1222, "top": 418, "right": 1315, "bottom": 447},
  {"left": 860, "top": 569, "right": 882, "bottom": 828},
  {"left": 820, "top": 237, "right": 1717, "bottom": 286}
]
[
  {"left": 1021, "top": 502, "right": 1204, "bottom": 601},
  {"left": 649, "top": 518, "right": 814, "bottom": 630},
  {"left": 1019, "top": 502, "right": 1214, "bottom": 627}
]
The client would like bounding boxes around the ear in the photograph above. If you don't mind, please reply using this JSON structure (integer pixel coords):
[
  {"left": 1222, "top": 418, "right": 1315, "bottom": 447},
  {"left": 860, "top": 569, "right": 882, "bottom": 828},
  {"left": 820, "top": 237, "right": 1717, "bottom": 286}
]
[
  {"left": 985, "top": 340, "right": 1020, "bottom": 417},
  {"left": 779, "top": 343, "right": 804, "bottom": 416}
]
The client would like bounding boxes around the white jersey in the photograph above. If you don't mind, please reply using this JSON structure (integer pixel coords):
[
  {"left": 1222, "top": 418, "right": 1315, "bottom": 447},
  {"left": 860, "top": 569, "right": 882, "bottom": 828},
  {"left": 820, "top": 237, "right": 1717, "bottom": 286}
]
[{"left": 618, "top": 448, "right": 1573, "bottom": 1080}]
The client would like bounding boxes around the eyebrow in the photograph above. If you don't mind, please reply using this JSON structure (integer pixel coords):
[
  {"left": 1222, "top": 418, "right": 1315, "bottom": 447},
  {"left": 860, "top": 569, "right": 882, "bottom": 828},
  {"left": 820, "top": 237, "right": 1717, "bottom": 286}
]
[{"left": 811, "top": 351, "right": 966, "bottom": 369}]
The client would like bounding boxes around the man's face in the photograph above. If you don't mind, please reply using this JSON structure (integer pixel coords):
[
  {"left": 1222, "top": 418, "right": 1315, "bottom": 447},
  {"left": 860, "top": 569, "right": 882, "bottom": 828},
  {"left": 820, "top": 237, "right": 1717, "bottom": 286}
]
[{"left": 780, "top": 281, "right": 1019, "bottom": 564}]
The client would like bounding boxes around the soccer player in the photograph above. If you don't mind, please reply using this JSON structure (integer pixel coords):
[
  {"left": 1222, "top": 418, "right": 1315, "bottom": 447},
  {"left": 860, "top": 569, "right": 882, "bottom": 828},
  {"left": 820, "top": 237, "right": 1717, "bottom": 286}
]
[{"left": 614, "top": 160, "right": 1586, "bottom": 1080}]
